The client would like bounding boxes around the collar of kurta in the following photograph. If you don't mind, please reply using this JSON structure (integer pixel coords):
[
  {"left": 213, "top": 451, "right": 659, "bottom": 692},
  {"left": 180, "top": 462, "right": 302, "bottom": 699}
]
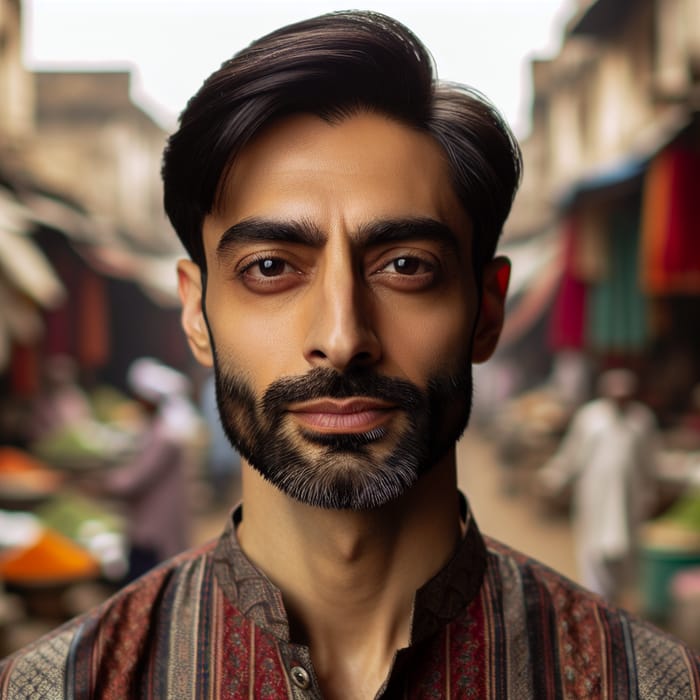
[{"left": 212, "top": 492, "right": 487, "bottom": 646}]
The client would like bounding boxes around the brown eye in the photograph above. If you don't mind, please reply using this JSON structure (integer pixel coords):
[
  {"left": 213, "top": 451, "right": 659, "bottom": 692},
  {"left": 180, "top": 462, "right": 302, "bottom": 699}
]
[
  {"left": 393, "top": 257, "right": 422, "bottom": 275},
  {"left": 238, "top": 254, "right": 303, "bottom": 294},
  {"left": 383, "top": 256, "right": 432, "bottom": 275},
  {"left": 371, "top": 252, "right": 439, "bottom": 291},
  {"left": 241, "top": 256, "right": 293, "bottom": 279},
  {"left": 257, "top": 258, "right": 287, "bottom": 277}
]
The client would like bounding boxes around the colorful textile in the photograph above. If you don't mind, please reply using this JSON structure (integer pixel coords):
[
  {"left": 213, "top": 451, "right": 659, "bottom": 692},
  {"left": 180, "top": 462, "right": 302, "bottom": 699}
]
[
  {"left": 574, "top": 207, "right": 608, "bottom": 283},
  {"left": 551, "top": 203, "right": 650, "bottom": 354},
  {"left": 549, "top": 217, "right": 588, "bottom": 351},
  {"left": 1, "top": 503, "right": 699, "bottom": 699},
  {"left": 641, "top": 147, "right": 700, "bottom": 294},
  {"left": 77, "top": 270, "right": 109, "bottom": 370},
  {"left": 588, "top": 207, "right": 648, "bottom": 352}
]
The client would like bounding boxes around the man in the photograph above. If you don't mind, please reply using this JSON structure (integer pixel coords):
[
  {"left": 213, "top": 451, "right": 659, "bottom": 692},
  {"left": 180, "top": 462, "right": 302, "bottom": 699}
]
[
  {"left": 1, "top": 11, "right": 698, "bottom": 699},
  {"left": 538, "top": 369, "right": 659, "bottom": 603}
]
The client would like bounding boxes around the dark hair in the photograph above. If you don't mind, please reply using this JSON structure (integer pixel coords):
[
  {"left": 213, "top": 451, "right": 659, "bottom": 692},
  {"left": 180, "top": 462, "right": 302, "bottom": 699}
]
[{"left": 162, "top": 10, "right": 522, "bottom": 273}]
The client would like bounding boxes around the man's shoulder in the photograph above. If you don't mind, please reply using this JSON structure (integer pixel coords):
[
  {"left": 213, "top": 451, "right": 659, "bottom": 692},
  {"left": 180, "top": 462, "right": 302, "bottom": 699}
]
[
  {"left": 0, "top": 540, "right": 217, "bottom": 699},
  {"left": 482, "top": 535, "right": 700, "bottom": 696}
]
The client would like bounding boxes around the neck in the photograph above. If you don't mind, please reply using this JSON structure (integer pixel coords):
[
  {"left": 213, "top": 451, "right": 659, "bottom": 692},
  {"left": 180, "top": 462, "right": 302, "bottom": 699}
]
[{"left": 237, "top": 452, "right": 462, "bottom": 698}]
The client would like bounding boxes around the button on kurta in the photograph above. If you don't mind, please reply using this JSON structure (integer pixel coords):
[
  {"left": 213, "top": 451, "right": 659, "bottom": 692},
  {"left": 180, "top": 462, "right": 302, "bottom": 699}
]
[{"left": 290, "top": 665, "right": 311, "bottom": 689}]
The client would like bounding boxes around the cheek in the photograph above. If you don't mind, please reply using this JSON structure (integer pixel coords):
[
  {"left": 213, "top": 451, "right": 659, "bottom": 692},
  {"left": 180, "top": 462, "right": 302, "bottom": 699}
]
[
  {"left": 205, "top": 288, "right": 305, "bottom": 387},
  {"left": 377, "top": 294, "right": 475, "bottom": 380}
]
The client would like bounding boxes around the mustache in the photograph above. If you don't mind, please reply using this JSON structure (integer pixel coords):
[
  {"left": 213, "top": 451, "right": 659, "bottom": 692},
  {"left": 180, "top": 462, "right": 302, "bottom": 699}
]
[{"left": 262, "top": 367, "right": 424, "bottom": 414}]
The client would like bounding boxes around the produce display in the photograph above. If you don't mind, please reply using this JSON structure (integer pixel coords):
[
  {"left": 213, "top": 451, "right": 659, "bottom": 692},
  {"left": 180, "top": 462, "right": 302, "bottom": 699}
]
[
  {"left": 0, "top": 385, "right": 147, "bottom": 623},
  {"left": 0, "top": 527, "right": 99, "bottom": 585},
  {"left": 643, "top": 489, "right": 700, "bottom": 551},
  {"left": 0, "top": 450, "right": 125, "bottom": 587},
  {"left": 35, "top": 490, "right": 124, "bottom": 542},
  {"left": 31, "top": 421, "right": 134, "bottom": 471},
  {"left": 89, "top": 385, "right": 144, "bottom": 428},
  {"left": 0, "top": 447, "right": 63, "bottom": 504},
  {"left": 658, "top": 490, "right": 700, "bottom": 531}
]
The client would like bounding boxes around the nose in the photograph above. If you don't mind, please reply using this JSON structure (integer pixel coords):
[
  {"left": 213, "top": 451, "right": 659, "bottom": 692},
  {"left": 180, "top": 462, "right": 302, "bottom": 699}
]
[{"left": 303, "top": 251, "right": 381, "bottom": 372}]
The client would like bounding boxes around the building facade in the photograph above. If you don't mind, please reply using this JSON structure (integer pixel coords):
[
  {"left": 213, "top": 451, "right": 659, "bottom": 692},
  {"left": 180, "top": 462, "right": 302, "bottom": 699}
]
[{"left": 508, "top": 0, "right": 700, "bottom": 422}]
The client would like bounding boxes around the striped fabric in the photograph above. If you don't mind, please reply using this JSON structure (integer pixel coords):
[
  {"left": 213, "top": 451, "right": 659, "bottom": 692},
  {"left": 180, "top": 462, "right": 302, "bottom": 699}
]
[{"left": 1, "top": 504, "right": 699, "bottom": 699}]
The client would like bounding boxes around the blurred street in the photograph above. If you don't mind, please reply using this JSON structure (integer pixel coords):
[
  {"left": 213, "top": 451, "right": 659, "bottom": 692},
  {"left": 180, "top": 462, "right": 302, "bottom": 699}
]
[{"left": 457, "top": 430, "right": 578, "bottom": 582}]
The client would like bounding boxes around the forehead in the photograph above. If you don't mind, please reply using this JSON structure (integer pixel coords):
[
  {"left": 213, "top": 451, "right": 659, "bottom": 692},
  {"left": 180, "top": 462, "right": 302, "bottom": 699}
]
[{"left": 205, "top": 111, "right": 471, "bottom": 245}]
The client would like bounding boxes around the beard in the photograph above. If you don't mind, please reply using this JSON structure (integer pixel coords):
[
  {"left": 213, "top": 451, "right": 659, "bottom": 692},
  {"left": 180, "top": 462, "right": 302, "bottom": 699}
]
[{"left": 212, "top": 356, "right": 473, "bottom": 511}]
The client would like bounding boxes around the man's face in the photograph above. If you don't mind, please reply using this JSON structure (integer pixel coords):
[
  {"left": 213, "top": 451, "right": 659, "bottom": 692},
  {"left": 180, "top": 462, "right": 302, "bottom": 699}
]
[{"left": 178, "top": 112, "right": 507, "bottom": 510}]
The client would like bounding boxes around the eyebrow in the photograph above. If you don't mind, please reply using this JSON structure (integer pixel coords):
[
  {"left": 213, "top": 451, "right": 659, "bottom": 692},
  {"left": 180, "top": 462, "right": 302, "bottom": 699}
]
[
  {"left": 358, "top": 218, "right": 462, "bottom": 256},
  {"left": 215, "top": 215, "right": 462, "bottom": 259},
  {"left": 216, "top": 217, "right": 325, "bottom": 258}
]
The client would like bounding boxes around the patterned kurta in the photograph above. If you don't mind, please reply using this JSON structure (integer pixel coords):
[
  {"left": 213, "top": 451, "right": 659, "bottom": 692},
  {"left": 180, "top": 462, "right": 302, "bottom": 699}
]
[{"left": 1, "top": 503, "right": 698, "bottom": 699}]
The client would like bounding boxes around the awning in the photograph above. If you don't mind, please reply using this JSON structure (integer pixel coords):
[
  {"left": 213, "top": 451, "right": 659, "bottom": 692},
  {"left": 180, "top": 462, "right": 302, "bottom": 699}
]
[
  {"left": 0, "top": 187, "right": 68, "bottom": 371},
  {"left": 0, "top": 165, "right": 180, "bottom": 377},
  {"left": 0, "top": 279, "right": 45, "bottom": 369},
  {"left": 558, "top": 157, "right": 646, "bottom": 207},
  {"left": 0, "top": 188, "right": 66, "bottom": 308},
  {"left": 18, "top": 189, "right": 180, "bottom": 307},
  {"left": 20, "top": 190, "right": 118, "bottom": 246},
  {"left": 86, "top": 245, "right": 180, "bottom": 307},
  {"left": 498, "top": 228, "right": 563, "bottom": 347},
  {"left": 554, "top": 105, "right": 692, "bottom": 209}
]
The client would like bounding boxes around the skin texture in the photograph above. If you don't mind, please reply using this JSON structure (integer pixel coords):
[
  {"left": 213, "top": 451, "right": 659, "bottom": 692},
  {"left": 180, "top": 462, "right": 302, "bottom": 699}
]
[{"left": 177, "top": 111, "right": 509, "bottom": 699}]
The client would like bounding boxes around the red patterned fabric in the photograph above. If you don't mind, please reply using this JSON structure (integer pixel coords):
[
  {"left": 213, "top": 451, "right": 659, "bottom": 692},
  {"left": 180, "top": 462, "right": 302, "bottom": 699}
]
[{"left": 1, "top": 503, "right": 699, "bottom": 699}]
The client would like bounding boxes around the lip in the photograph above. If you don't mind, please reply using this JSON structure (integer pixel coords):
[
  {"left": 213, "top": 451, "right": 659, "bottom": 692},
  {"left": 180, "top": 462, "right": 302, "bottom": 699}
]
[{"left": 288, "top": 399, "right": 395, "bottom": 433}]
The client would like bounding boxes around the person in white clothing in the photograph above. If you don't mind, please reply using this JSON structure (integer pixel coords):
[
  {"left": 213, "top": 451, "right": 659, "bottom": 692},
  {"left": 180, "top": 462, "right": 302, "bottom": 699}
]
[
  {"left": 101, "top": 358, "right": 201, "bottom": 581},
  {"left": 538, "top": 368, "right": 658, "bottom": 602}
]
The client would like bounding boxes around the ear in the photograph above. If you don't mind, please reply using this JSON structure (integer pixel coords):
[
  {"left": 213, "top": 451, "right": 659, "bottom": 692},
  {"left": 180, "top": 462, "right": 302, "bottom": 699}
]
[
  {"left": 472, "top": 255, "right": 510, "bottom": 364},
  {"left": 177, "top": 259, "right": 214, "bottom": 367}
]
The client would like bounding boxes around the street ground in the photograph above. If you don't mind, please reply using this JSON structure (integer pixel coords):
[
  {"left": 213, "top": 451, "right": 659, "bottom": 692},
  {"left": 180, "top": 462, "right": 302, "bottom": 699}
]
[{"left": 456, "top": 430, "right": 578, "bottom": 582}]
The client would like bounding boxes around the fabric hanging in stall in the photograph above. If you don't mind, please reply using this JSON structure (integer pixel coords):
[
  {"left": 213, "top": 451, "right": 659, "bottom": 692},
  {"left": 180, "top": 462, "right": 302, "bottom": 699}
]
[
  {"left": 548, "top": 216, "right": 588, "bottom": 350},
  {"left": 574, "top": 207, "right": 608, "bottom": 283},
  {"left": 10, "top": 343, "right": 40, "bottom": 397},
  {"left": 43, "top": 248, "right": 77, "bottom": 357},
  {"left": 640, "top": 147, "right": 700, "bottom": 294},
  {"left": 587, "top": 207, "right": 648, "bottom": 352},
  {"left": 77, "top": 269, "right": 110, "bottom": 370},
  {"left": 44, "top": 303, "right": 74, "bottom": 358}
]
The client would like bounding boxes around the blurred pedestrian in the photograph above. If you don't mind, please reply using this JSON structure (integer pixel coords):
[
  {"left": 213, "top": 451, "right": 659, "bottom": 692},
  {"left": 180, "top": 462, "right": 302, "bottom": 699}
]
[
  {"left": 100, "top": 357, "right": 200, "bottom": 582},
  {"left": 538, "top": 368, "right": 659, "bottom": 602}
]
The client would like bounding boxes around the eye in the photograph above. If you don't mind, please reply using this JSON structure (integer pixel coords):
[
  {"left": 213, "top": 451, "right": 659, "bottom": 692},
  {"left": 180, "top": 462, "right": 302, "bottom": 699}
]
[
  {"left": 385, "top": 256, "right": 427, "bottom": 275},
  {"left": 248, "top": 257, "right": 291, "bottom": 278},
  {"left": 371, "top": 251, "right": 440, "bottom": 291},
  {"left": 237, "top": 254, "right": 303, "bottom": 293},
  {"left": 379, "top": 255, "right": 434, "bottom": 276}
]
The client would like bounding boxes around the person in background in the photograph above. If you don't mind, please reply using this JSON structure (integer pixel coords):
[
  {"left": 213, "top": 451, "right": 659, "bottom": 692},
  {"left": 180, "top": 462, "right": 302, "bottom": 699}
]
[
  {"left": 538, "top": 368, "right": 659, "bottom": 603},
  {"left": 1, "top": 12, "right": 697, "bottom": 698},
  {"left": 100, "top": 357, "right": 199, "bottom": 582}
]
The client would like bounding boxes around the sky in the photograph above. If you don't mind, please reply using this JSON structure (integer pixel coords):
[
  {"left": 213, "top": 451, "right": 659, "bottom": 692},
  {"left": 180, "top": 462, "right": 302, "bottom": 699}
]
[{"left": 22, "top": 0, "right": 575, "bottom": 137}]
